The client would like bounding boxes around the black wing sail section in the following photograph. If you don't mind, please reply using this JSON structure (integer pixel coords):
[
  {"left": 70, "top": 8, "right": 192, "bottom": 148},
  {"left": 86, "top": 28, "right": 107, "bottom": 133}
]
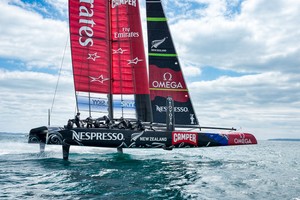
[{"left": 146, "top": 0, "right": 199, "bottom": 125}]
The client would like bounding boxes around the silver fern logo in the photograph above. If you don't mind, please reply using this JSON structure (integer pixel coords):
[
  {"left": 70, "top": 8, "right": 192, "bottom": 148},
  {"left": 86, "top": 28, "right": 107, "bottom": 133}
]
[{"left": 151, "top": 37, "right": 168, "bottom": 48}]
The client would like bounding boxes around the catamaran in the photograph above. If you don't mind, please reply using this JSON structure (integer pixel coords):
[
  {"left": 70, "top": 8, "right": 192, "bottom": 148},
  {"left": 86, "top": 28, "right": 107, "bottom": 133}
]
[{"left": 28, "top": 0, "right": 257, "bottom": 160}]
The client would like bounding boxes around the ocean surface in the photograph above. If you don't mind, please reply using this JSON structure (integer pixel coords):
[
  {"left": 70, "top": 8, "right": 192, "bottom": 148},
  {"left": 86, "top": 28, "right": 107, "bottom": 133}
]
[{"left": 0, "top": 132, "right": 299, "bottom": 200}]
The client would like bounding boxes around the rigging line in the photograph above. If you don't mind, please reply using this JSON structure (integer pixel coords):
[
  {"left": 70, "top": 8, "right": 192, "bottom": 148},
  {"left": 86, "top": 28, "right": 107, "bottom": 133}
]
[
  {"left": 74, "top": 105, "right": 77, "bottom": 117},
  {"left": 50, "top": 36, "right": 69, "bottom": 114}
]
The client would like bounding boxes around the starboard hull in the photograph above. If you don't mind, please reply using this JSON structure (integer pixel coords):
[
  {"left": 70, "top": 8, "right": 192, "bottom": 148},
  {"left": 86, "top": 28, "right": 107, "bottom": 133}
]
[{"left": 28, "top": 126, "right": 257, "bottom": 160}]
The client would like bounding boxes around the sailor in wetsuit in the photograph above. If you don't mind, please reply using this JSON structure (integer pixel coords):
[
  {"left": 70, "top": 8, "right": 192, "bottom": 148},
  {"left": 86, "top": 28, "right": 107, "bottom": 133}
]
[
  {"left": 75, "top": 112, "right": 81, "bottom": 127},
  {"left": 86, "top": 116, "right": 93, "bottom": 128},
  {"left": 136, "top": 119, "right": 144, "bottom": 131}
]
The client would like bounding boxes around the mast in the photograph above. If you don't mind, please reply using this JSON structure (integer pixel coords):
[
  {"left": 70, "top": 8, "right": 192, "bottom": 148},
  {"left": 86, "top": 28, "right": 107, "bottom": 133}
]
[{"left": 108, "top": 0, "right": 113, "bottom": 120}]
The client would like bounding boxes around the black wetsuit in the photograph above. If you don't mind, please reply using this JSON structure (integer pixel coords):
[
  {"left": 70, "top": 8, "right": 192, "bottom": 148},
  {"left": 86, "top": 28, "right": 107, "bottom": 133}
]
[{"left": 75, "top": 114, "right": 80, "bottom": 128}]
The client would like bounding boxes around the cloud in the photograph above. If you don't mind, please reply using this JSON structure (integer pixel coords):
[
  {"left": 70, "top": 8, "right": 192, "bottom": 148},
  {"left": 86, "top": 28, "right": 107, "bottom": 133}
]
[
  {"left": 183, "top": 66, "right": 202, "bottom": 77},
  {"left": 0, "top": 0, "right": 70, "bottom": 70},
  {"left": 159, "top": 0, "right": 300, "bottom": 139},
  {"left": 45, "top": 0, "right": 68, "bottom": 17},
  {"left": 168, "top": 0, "right": 300, "bottom": 74},
  {"left": 0, "top": 69, "right": 75, "bottom": 133},
  {"left": 189, "top": 72, "right": 300, "bottom": 139}
]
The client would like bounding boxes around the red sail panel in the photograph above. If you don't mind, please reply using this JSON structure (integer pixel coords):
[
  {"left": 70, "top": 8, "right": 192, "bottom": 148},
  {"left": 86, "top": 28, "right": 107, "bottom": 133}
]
[
  {"left": 110, "top": 0, "right": 149, "bottom": 94},
  {"left": 69, "top": 0, "right": 110, "bottom": 94}
]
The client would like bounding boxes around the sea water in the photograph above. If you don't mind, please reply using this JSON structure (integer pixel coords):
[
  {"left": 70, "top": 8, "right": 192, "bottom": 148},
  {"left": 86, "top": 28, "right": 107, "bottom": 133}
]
[{"left": 0, "top": 132, "right": 299, "bottom": 200}]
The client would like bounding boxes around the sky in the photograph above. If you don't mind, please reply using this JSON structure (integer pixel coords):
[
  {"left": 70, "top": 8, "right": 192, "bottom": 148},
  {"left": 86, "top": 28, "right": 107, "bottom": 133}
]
[{"left": 0, "top": 0, "right": 299, "bottom": 140}]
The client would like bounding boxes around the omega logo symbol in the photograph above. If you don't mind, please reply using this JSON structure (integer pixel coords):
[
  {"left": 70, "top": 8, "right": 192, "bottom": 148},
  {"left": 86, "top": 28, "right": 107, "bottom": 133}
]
[
  {"left": 163, "top": 72, "right": 172, "bottom": 81},
  {"left": 152, "top": 72, "right": 183, "bottom": 89}
]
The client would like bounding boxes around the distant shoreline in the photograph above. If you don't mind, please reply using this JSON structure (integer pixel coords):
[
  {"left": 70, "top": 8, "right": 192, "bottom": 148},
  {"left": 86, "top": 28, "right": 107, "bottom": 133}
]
[{"left": 268, "top": 138, "right": 300, "bottom": 142}]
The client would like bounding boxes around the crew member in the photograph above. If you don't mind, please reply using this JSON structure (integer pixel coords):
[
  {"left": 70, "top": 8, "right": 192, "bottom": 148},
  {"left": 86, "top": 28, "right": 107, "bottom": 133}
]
[
  {"left": 136, "top": 119, "right": 144, "bottom": 131},
  {"left": 75, "top": 112, "right": 81, "bottom": 128},
  {"left": 86, "top": 117, "right": 93, "bottom": 128},
  {"left": 66, "top": 119, "right": 74, "bottom": 129}
]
